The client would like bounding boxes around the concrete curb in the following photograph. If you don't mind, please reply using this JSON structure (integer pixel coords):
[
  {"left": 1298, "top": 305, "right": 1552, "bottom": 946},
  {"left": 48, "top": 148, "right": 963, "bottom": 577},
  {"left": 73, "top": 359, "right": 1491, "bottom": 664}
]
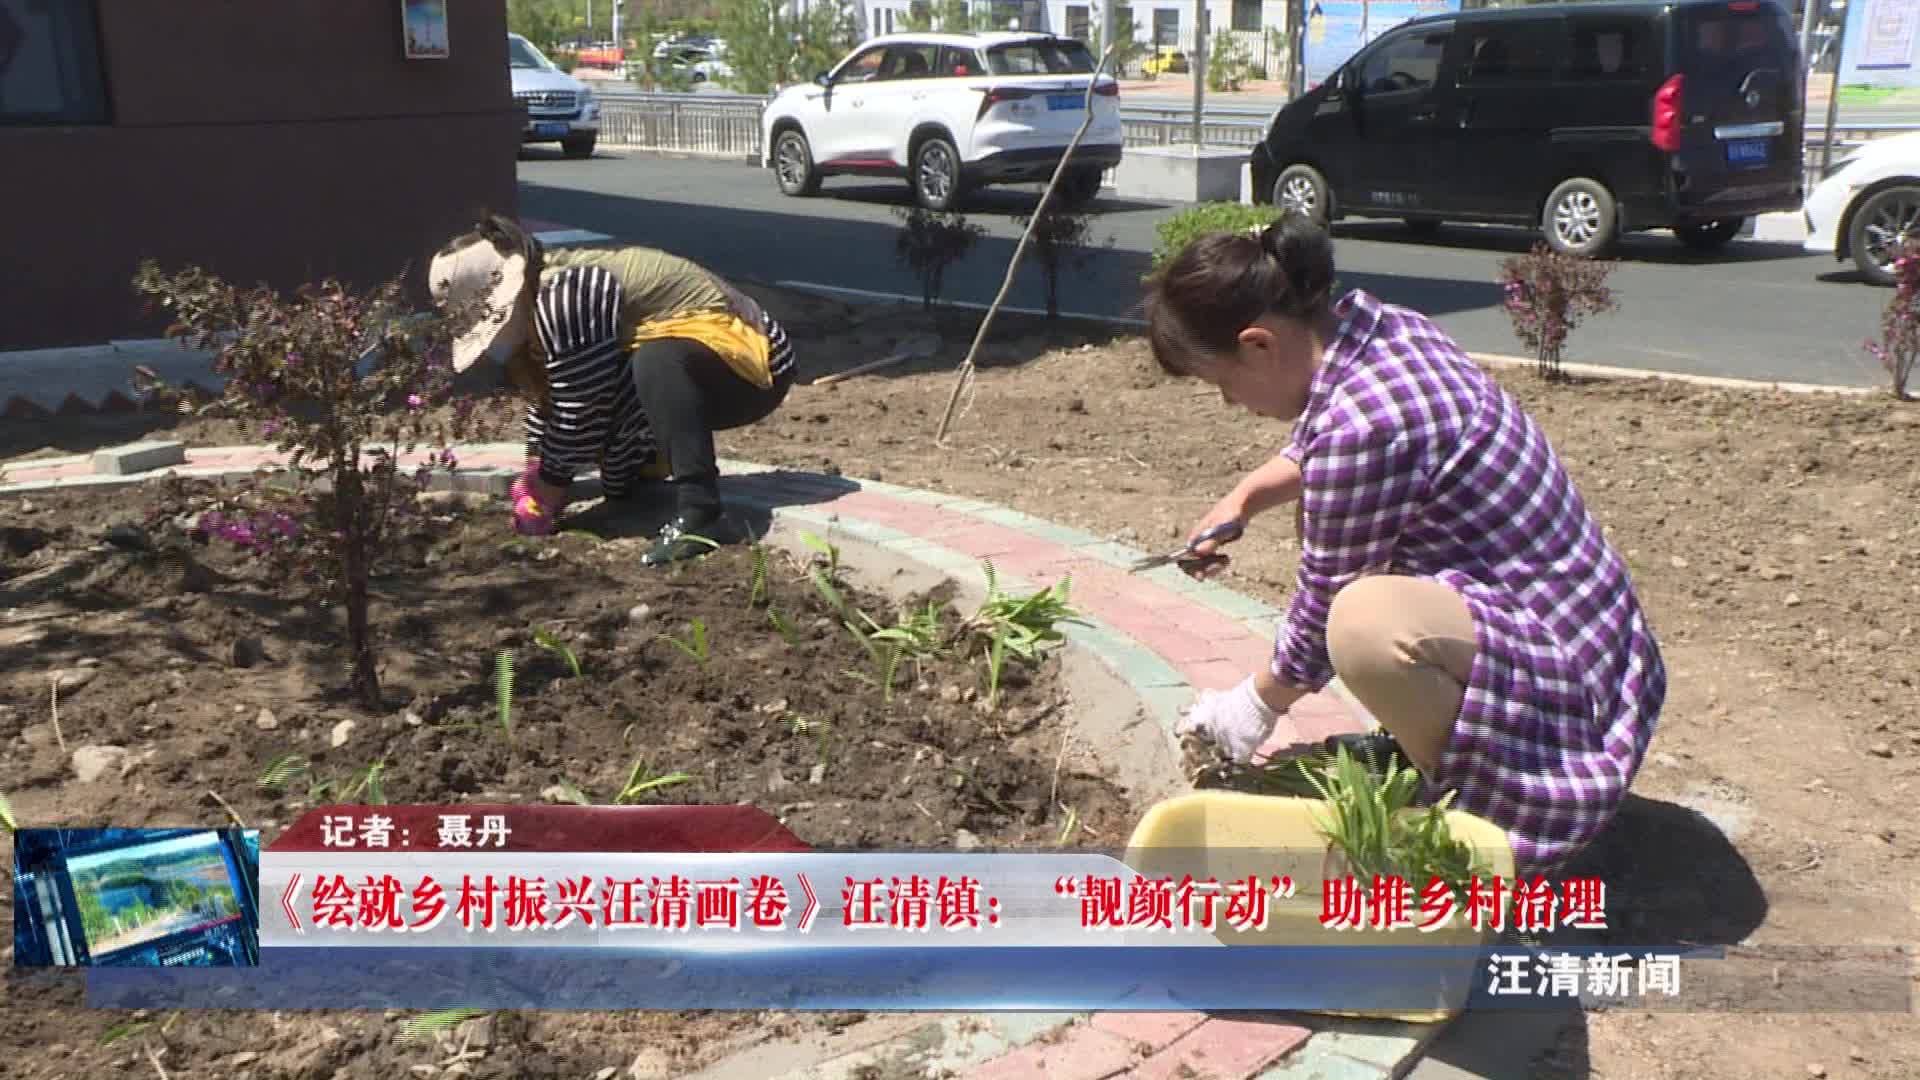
[{"left": 0, "top": 441, "right": 1433, "bottom": 1080}]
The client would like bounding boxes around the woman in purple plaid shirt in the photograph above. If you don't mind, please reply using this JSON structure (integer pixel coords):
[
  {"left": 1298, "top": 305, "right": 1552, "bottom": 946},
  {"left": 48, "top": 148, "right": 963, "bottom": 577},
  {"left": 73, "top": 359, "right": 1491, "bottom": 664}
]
[{"left": 1151, "top": 217, "right": 1666, "bottom": 877}]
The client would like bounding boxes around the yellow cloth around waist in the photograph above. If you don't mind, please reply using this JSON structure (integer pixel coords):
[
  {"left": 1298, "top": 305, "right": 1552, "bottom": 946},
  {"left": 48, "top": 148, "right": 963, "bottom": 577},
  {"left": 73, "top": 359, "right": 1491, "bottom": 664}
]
[{"left": 628, "top": 310, "right": 774, "bottom": 390}]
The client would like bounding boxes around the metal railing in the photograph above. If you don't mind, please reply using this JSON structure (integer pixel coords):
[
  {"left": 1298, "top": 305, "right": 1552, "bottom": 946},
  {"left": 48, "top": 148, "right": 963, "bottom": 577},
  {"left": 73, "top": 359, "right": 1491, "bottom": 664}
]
[{"left": 593, "top": 93, "right": 1916, "bottom": 196}]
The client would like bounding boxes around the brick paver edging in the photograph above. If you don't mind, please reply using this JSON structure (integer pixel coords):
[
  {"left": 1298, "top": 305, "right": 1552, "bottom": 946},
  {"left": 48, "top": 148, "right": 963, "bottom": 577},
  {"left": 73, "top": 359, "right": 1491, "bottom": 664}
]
[{"left": 1, "top": 443, "right": 1446, "bottom": 1080}]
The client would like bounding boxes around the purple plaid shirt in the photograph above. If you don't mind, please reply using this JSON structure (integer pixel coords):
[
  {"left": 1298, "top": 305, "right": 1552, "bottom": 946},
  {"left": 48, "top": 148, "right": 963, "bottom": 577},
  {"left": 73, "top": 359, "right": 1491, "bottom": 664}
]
[{"left": 1275, "top": 290, "right": 1666, "bottom": 876}]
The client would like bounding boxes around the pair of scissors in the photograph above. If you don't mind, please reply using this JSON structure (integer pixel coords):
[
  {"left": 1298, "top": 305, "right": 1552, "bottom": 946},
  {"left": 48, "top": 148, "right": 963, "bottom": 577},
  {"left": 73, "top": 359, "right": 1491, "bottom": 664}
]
[{"left": 1129, "top": 520, "right": 1245, "bottom": 573}]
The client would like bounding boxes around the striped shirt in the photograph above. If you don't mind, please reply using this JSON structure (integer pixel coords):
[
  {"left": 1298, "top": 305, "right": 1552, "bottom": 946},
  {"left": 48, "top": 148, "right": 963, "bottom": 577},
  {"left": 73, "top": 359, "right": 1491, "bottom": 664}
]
[
  {"left": 524, "top": 262, "right": 795, "bottom": 495},
  {"left": 1277, "top": 289, "right": 1666, "bottom": 876}
]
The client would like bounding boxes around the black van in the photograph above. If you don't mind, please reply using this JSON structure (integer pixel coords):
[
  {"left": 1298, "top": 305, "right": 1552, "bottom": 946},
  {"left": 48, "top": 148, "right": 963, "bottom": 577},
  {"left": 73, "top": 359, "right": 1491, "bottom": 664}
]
[{"left": 1248, "top": 0, "right": 1803, "bottom": 256}]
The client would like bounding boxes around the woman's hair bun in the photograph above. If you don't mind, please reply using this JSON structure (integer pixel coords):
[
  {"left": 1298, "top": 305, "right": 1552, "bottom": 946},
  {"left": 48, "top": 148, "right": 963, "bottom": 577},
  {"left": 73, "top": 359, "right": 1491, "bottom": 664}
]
[{"left": 1258, "top": 212, "right": 1334, "bottom": 311}]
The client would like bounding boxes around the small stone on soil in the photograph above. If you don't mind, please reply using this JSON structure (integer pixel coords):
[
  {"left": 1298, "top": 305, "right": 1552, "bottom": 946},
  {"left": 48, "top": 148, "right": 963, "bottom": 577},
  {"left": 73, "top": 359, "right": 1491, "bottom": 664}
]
[
  {"left": 72, "top": 745, "right": 129, "bottom": 784},
  {"left": 809, "top": 764, "right": 827, "bottom": 784},
  {"left": 954, "top": 829, "right": 981, "bottom": 851},
  {"left": 49, "top": 666, "right": 98, "bottom": 693},
  {"left": 627, "top": 604, "right": 653, "bottom": 625},
  {"left": 1784, "top": 592, "right": 1802, "bottom": 607},
  {"left": 402, "top": 710, "right": 423, "bottom": 727},
  {"left": 331, "top": 719, "right": 356, "bottom": 748},
  {"left": 1869, "top": 742, "right": 1893, "bottom": 758},
  {"left": 256, "top": 708, "right": 279, "bottom": 731},
  {"left": 940, "top": 685, "right": 964, "bottom": 704},
  {"left": 1807, "top": 1065, "right": 1826, "bottom": 1078},
  {"left": 229, "top": 1052, "right": 260, "bottom": 1066},
  {"left": 596, "top": 1069, "right": 619, "bottom": 1080}
]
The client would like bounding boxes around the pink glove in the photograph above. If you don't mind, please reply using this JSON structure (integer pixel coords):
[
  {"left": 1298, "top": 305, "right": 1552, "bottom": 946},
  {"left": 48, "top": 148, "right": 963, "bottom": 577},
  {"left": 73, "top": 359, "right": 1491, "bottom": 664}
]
[
  {"left": 509, "top": 465, "right": 566, "bottom": 537},
  {"left": 1176, "top": 676, "right": 1281, "bottom": 763}
]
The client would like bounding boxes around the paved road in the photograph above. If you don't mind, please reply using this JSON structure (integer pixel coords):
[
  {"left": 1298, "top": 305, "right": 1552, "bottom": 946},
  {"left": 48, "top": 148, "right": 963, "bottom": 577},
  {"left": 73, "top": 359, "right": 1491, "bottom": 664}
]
[{"left": 519, "top": 151, "right": 1888, "bottom": 387}]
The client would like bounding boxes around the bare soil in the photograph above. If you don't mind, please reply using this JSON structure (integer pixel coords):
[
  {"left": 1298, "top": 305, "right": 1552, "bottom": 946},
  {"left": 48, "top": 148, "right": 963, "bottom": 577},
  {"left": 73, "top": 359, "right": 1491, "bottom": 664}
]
[
  {"left": 4, "top": 284, "right": 1918, "bottom": 1078},
  {"left": 0, "top": 465, "right": 1130, "bottom": 1079}
]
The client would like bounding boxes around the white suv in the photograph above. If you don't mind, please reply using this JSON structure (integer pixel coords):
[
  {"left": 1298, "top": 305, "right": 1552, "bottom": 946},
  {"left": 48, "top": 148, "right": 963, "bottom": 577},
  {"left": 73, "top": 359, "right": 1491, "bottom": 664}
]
[
  {"left": 762, "top": 32, "right": 1123, "bottom": 211},
  {"left": 510, "top": 33, "right": 600, "bottom": 158}
]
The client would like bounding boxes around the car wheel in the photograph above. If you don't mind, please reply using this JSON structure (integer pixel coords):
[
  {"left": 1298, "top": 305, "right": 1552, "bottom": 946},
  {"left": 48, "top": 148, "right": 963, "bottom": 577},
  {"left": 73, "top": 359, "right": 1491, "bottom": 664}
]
[
  {"left": 1273, "top": 164, "right": 1331, "bottom": 226},
  {"left": 1542, "top": 178, "right": 1618, "bottom": 258},
  {"left": 562, "top": 135, "right": 597, "bottom": 159},
  {"left": 1056, "top": 166, "right": 1104, "bottom": 208},
  {"left": 1673, "top": 218, "right": 1744, "bottom": 251},
  {"left": 1848, "top": 184, "right": 1920, "bottom": 285},
  {"left": 772, "top": 129, "right": 822, "bottom": 197},
  {"left": 912, "top": 135, "right": 965, "bottom": 212}
]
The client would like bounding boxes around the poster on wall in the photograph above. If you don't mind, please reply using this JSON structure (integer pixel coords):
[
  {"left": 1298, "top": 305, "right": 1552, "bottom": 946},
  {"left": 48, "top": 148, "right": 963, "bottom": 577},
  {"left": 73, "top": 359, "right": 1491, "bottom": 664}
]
[
  {"left": 1302, "top": 0, "right": 1460, "bottom": 88},
  {"left": 403, "top": 0, "right": 450, "bottom": 60},
  {"left": 1839, "top": 0, "right": 1920, "bottom": 86},
  {"left": 1857, "top": 0, "right": 1920, "bottom": 69}
]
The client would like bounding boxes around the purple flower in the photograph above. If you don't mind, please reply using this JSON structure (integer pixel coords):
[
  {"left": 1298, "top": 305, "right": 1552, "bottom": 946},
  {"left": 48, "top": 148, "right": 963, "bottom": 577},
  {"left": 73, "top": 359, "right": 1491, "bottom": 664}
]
[
  {"left": 407, "top": 393, "right": 424, "bottom": 409},
  {"left": 262, "top": 420, "right": 282, "bottom": 437}
]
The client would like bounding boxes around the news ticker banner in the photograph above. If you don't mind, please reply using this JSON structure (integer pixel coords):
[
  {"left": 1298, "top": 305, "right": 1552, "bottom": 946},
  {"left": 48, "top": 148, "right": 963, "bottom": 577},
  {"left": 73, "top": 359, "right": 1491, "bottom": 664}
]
[{"left": 76, "top": 805, "right": 1911, "bottom": 1012}]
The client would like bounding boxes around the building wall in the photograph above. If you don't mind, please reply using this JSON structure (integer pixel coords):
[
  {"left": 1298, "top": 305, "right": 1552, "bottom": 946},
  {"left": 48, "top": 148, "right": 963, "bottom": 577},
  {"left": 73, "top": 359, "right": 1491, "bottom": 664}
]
[{"left": 0, "top": 1, "right": 522, "bottom": 351}]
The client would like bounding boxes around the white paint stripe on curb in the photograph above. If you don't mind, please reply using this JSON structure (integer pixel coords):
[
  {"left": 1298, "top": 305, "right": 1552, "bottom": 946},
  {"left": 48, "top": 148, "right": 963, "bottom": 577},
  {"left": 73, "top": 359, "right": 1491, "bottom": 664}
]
[
  {"left": 775, "top": 278, "right": 1880, "bottom": 398},
  {"left": 773, "top": 280, "right": 1149, "bottom": 327}
]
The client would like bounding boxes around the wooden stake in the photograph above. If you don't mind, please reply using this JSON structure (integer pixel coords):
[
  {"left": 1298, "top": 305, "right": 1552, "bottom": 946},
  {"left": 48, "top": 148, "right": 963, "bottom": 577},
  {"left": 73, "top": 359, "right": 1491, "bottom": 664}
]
[
  {"left": 812, "top": 353, "right": 913, "bottom": 387},
  {"left": 935, "top": 46, "right": 1118, "bottom": 445}
]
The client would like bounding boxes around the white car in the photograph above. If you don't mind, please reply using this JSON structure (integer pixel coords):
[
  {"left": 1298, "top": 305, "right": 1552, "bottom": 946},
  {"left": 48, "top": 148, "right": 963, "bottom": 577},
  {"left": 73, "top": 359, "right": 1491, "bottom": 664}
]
[
  {"left": 761, "top": 32, "right": 1123, "bottom": 211},
  {"left": 1803, "top": 131, "right": 1920, "bottom": 285},
  {"left": 510, "top": 33, "right": 600, "bottom": 158}
]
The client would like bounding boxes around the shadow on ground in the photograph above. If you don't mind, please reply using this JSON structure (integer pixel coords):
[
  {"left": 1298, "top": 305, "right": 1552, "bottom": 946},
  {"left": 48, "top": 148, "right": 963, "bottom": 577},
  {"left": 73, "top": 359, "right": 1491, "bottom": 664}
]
[{"left": 1414, "top": 793, "right": 1766, "bottom": 1080}]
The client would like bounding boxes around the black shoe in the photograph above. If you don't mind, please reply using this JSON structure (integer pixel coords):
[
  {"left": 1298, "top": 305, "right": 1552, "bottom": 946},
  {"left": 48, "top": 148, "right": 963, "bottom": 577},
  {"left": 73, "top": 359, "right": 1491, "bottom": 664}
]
[{"left": 641, "top": 507, "right": 740, "bottom": 565}]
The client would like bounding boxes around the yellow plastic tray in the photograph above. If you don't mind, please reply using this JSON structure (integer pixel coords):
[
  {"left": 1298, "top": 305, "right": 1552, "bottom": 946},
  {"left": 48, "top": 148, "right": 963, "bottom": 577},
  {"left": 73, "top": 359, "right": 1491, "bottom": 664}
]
[{"left": 1122, "top": 791, "right": 1515, "bottom": 1023}]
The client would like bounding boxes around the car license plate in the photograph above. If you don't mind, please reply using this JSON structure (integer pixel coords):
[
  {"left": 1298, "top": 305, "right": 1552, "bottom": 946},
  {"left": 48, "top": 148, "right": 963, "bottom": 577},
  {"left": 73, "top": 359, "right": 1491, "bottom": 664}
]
[
  {"left": 535, "top": 122, "right": 569, "bottom": 138},
  {"left": 1047, "top": 94, "right": 1081, "bottom": 111},
  {"left": 1725, "top": 138, "right": 1769, "bottom": 167}
]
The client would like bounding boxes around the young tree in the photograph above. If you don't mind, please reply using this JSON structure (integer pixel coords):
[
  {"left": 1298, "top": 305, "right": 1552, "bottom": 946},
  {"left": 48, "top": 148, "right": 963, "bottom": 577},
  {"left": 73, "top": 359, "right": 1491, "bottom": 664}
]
[
  {"left": 1497, "top": 243, "right": 1618, "bottom": 380},
  {"left": 1012, "top": 203, "right": 1106, "bottom": 319},
  {"left": 894, "top": 208, "right": 986, "bottom": 311},
  {"left": 133, "top": 264, "right": 487, "bottom": 709},
  {"left": 903, "top": 0, "right": 996, "bottom": 32}
]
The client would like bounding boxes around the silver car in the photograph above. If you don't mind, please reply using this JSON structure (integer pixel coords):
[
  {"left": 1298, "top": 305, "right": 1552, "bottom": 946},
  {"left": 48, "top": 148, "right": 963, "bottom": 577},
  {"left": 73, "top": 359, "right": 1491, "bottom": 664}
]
[{"left": 510, "top": 33, "right": 600, "bottom": 158}]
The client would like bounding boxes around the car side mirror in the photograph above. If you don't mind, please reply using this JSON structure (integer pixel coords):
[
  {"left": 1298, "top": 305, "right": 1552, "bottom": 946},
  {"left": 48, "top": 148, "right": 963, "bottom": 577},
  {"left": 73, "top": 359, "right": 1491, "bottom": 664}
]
[{"left": 814, "top": 71, "right": 831, "bottom": 87}]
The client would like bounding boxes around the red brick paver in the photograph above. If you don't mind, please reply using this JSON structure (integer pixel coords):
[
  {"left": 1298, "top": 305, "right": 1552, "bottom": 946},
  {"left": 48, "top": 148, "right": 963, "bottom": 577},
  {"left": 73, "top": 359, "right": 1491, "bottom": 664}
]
[
  {"left": 965, "top": 1025, "right": 1140, "bottom": 1080},
  {"left": 1125, "top": 1016, "right": 1313, "bottom": 1080}
]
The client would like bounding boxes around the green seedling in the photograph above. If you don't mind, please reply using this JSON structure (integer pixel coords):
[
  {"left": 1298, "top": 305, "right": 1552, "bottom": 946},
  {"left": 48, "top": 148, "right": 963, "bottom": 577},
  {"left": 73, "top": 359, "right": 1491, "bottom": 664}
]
[
  {"left": 258, "top": 753, "right": 311, "bottom": 792},
  {"left": 560, "top": 529, "right": 606, "bottom": 544},
  {"left": 1056, "top": 805, "right": 1082, "bottom": 847},
  {"left": 0, "top": 791, "right": 15, "bottom": 832},
  {"left": 495, "top": 649, "right": 516, "bottom": 740},
  {"left": 551, "top": 780, "right": 594, "bottom": 806},
  {"left": 1299, "top": 746, "right": 1487, "bottom": 907},
  {"left": 99, "top": 1021, "right": 153, "bottom": 1045},
  {"left": 531, "top": 626, "right": 582, "bottom": 677},
  {"left": 768, "top": 607, "right": 801, "bottom": 647},
  {"left": 340, "top": 760, "right": 388, "bottom": 806},
  {"left": 748, "top": 544, "right": 771, "bottom": 609},
  {"left": 798, "top": 531, "right": 841, "bottom": 578},
  {"left": 959, "top": 560, "right": 1084, "bottom": 707},
  {"left": 784, "top": 714, "right": 833, "bottom": 766},
  {"left": 616, "top": 760, "right": 695, "bottom": 804},
  {"left": 399, "top": 1008, "right": 488, "bottom": 1043},
  {"left": 660, "top": 619, "right": 710, "bottom": 671},
  {"left": 862, "top": 599, "right": 948, "bottom": 702}
]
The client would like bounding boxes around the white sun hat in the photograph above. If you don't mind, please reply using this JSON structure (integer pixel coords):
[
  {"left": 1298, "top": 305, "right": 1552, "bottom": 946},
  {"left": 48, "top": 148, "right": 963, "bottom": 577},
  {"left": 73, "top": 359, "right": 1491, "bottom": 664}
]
[{"left": 430, "top": 236, "right": 530, "bottom": 373}]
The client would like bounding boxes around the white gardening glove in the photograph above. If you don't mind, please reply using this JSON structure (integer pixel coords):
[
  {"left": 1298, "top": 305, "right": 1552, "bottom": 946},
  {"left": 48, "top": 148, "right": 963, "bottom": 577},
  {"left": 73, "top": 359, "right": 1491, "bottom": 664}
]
[{"left": 1176, "top": 676, "right": 1281, "bottom": 763}]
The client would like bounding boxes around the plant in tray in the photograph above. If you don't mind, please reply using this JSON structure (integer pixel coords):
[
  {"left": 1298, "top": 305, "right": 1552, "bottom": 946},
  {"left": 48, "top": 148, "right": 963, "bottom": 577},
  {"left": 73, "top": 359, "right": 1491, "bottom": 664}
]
[
  {"left": 1298, "top": 745, "right": 1487, "bottom": 907},
  {"left": 132, "top": 262, "right": 491, "bottom": 709}
]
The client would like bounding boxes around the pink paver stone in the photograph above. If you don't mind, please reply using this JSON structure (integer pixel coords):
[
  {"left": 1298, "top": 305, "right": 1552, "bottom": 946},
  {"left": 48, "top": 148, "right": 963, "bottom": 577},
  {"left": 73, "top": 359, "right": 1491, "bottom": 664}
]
[
  {"left": 1088, "top": 1011, "right": 1208, "bottom": 1054},
  {"left": 1125, "top": 1016, "right": 1311, "bottom": 1080},
  {"left": 965, "top": 1024, "right": 1139, "bottom": 1080}
]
